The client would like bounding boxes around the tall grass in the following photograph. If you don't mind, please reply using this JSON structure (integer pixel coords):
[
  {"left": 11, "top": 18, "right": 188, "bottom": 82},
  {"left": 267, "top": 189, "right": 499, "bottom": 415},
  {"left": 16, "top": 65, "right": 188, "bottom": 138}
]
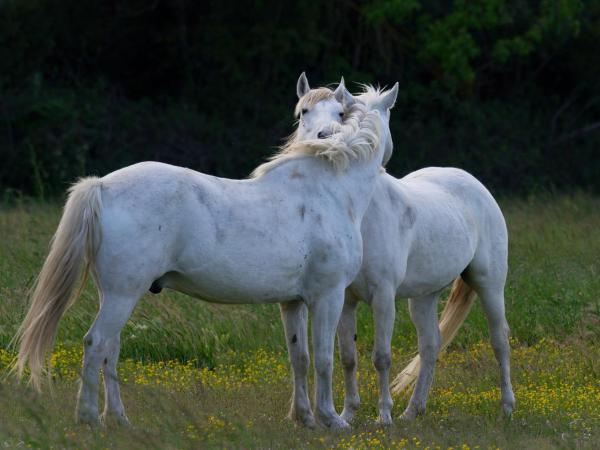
[
  {"left": 1, "top": 194, "right": 599, "bottom": 366},
  {"left": 0, "top": 337, "right": 598, "bottom": 448}
]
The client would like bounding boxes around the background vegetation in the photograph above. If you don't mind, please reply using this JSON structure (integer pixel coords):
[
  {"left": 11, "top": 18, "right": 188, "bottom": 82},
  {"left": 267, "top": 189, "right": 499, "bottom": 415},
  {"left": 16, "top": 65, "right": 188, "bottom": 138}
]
[{"left": 1, "top": 0, "right": 599, "bottom": 197}]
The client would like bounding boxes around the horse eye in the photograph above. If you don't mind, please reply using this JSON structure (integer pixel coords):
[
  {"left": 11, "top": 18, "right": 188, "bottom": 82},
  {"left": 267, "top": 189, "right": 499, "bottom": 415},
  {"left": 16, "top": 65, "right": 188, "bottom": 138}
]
[
  {"left": 339, "top": 112, "right": 344, "bottom": 118},
  {"left": 301, "top": 108, "right": 308, "bottom": 115}
]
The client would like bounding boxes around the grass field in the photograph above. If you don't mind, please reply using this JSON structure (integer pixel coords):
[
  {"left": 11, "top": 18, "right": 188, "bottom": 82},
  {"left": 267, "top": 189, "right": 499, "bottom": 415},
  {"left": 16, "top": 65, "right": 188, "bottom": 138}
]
[{"left": 0, "top": 194, "right": 599, "bottom": 449}]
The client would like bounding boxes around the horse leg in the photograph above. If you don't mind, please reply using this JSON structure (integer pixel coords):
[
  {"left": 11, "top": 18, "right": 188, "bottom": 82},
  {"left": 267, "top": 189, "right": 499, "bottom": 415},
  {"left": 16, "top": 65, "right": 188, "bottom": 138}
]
[
  {"left": 371, "top": 285, "right": 396, "bottom": 425},
  {"left": 475, "top": 285, "right": 515, "bottom": 416},
  {"left": 279, "top": 300, "right": 315, "bottom": 428},
  {"left": 76, "top": 293, "right": 139, "bottom": 426},
  {"left": 102, "top": 334, "right": 129, "bottom": 425},
  {"left": 401, "top": 292, "right": 441, "bottom": 420},
  {"left": 337, "top": 295, "right": 360, "bottom": 423},
  {"left": 310, "top": 287, "right": 348, "bottom": 429}
]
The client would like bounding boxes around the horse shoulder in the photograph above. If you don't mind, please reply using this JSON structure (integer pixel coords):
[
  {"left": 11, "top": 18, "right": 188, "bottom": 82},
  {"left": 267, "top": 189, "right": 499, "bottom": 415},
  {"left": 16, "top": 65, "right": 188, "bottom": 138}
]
[{"left": 359, "top": 176, "right": 414, "bottom": 287}]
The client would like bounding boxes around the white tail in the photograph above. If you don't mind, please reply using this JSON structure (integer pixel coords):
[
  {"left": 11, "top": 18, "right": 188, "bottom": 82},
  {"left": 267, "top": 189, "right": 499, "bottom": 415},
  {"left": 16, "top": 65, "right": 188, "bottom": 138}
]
[
  {"left": 390, "top": 276, "right": 476, "bottom": 395},
  {"left": 13, "top": 177, "right": 103, "bottom": 390}
]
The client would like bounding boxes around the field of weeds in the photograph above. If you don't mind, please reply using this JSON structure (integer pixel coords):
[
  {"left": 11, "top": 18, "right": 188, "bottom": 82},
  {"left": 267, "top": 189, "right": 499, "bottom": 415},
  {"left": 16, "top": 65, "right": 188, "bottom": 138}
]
[{"left": 0, "top": 194, "right": 599, "bottom": 449}]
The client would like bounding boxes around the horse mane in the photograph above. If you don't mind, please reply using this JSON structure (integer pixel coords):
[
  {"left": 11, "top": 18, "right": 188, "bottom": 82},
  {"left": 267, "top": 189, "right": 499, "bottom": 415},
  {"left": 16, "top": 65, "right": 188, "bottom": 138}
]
[
  {"left": 251, "top": 93, "right": 381, "bottom": 178},
  {"left": 355, "top": 84, "right": 387, "bottom": 104}
]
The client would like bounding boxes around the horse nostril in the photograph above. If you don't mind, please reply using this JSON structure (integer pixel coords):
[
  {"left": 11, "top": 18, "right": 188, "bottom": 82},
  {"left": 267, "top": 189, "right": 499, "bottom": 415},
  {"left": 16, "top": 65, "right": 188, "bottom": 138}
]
[{"left": 317, "top": 131, "right": 327, "bottom": 139}]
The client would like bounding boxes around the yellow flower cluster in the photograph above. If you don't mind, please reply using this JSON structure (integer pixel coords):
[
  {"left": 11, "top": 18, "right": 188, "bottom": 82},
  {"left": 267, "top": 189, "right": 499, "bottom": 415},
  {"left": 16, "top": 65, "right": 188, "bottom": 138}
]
[
  {"left": 0, "top": 336, "right": 597, "bottom": 449},
  {"left": 185, "top": 413, "right": 238, "bottom": 441},
  {"left": 0, "top": 345, "right": 15, "bottom": 369},
  {"left": 334, "top": 430, "right": 412, "bottom": 449},
  {"left": 332, "top": 431, "right": 494, "bottom": 450},
  {"left": 0, "top": 345, "right": 289, "bottom": 392},
  {"left": 431, "top": 338, "right": 600, "bottom": 423}
]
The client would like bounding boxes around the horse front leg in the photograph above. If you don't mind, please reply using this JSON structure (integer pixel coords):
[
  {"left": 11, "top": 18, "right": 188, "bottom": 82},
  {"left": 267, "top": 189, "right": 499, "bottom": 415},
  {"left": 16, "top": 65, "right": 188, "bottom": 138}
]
[
  {"left": 279, "top": 300, "right": 315, "bottom": 428},
  {"left": 310, "top": 287, "right": 349, "bottom": 429},
  {"left": 371, "top": 285, "right": 396, "bottom": 425}
]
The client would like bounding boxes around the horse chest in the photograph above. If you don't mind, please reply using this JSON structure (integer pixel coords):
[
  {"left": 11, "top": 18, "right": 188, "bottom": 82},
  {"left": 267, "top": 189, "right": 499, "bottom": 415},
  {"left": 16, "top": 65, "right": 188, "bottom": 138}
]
[{"left": 304, "top": 218, "right": 363, "bottom": 285}]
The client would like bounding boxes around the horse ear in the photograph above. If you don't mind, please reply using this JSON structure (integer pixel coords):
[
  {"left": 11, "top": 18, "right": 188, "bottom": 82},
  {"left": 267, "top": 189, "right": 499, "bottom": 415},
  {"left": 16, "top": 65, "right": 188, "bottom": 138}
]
[
  {"left": 334, "top": 77, "right": 355, "bottom": 106},
  {"left": 297, "top": 72, "right": 310, "bottom": 98},
  {"left": 379, "top": 82, "right": 399, "bottom": 110}
]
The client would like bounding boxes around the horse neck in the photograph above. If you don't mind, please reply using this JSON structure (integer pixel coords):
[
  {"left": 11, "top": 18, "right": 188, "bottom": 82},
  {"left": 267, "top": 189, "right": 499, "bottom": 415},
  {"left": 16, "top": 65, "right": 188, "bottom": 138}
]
[{"left": 337, "top": 143, "right": 385, "bottom": 220}]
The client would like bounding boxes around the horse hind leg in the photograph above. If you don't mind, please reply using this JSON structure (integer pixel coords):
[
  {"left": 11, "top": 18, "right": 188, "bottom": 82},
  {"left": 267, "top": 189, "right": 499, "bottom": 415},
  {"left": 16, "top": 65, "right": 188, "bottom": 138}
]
[
  {"left": 401, "top": 292, "right": 441, "bottom": 420},
  {"left": 102, "top": 334, "right": 129, "bottom": 425},
  {"left": 471, "top": 281, "right": 515, "bottom": 416},
  {"left": 76, "top": 292, "right": 140, "bottom": 426}
]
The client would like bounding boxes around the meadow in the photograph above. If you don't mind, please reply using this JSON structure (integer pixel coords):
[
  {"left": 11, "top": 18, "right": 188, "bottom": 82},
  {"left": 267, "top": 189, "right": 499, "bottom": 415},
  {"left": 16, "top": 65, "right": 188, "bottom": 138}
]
[{"left": 0, "top": 194, "right": 599, "bottom": 449}]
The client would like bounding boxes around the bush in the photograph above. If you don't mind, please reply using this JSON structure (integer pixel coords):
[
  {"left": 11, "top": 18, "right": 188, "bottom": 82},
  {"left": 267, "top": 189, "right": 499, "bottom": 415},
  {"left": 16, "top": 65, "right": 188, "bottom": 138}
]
[{"left": 1, "top": 0, "right": 599, "bottom": 196}]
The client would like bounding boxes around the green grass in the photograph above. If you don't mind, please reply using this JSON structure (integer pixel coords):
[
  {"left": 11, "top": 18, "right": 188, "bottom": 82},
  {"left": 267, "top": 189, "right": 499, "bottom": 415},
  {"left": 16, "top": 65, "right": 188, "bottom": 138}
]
[
  {"left": 0, "top": 339, "right": 598, "bottom": 449},
  {"left": 0, "top": 194, "right": 599, "bottom": 448}
]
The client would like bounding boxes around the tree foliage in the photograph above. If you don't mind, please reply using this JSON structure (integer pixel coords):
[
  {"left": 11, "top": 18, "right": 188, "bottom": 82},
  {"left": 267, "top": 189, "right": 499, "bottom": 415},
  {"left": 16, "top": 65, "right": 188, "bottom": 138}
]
[{"left": 0, "top": 0, "right": 598, "bottom": 196}]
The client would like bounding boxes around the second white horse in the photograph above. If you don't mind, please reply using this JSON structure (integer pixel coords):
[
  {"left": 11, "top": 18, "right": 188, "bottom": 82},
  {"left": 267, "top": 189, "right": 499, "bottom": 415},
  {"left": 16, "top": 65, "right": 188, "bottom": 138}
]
[{"left": 291, "top": 74, "right": 515, "bottom": 425}]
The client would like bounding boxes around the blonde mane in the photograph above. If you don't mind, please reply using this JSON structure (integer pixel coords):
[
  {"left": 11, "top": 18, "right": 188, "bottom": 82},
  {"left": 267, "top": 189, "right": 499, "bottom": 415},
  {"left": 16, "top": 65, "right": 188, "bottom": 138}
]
[
  {"left": 294, "top": 87, "right": 335, "bottom": 117},
  {"left": 251, "top": 95, "right": 381, "bottom": 178}
]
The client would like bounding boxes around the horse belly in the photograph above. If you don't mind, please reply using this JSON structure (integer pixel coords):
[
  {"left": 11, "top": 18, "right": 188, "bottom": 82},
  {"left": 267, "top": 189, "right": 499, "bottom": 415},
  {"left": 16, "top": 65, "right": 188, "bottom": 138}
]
[
  {"left": 162, "top": 261, "right": 302, "bottom": 304},
  {"left": 166, "top": 229, "right": 308, "bottom": 304},
  {"left": 166, "top": 266, "right": 303, "bottom": 303}
]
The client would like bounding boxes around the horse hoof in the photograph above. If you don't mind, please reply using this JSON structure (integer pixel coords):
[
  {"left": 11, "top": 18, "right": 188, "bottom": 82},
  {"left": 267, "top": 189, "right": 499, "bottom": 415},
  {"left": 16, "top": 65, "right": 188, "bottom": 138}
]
[
  {"left": 287, "top": 411, "right": 316, "bottom": 429},
  {"left": 502, "top": 403, "right": 514, "bottom": 418},
  {"left": 301, "top": 415, "right": 317, "bottom": 429},
  {"left": 377, "top": 413, "right": 393, "bottom": 426},
  {"left": 101, "top": 411, "right": 131, "bottom": 427},
  {"left": 318, "top": 414, "right": 350, "bottom": 430},
  {"left": 76, "top": 409, "right": 100, "bottom": 428},
  {"left": 329, "top": 417, "right": 351, "bottom": 430},
  {"left": 399, "top": 409, "right": 418, "bottom": 421},
  {"left": 340, "top": 408, "right": 356, "bottom": 424}
]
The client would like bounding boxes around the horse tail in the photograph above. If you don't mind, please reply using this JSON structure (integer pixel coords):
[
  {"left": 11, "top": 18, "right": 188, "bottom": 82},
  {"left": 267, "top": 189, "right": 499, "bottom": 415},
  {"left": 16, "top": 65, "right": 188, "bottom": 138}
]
[
  {"left": 13, "top": 177, "right": 103, "bottom": 390},
  {"left": 391, "top": 276, "right": 476, "bottom": 395}
]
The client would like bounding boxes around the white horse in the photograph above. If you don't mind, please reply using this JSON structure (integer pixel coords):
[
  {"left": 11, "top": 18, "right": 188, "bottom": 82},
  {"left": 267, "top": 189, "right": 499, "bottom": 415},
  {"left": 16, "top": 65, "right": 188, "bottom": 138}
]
[
  {"left": 292, "top": 74, "right": 515, "bottom": 425},
  {"left": 14, "top": 80, "right": 395, "bottom": 430}
]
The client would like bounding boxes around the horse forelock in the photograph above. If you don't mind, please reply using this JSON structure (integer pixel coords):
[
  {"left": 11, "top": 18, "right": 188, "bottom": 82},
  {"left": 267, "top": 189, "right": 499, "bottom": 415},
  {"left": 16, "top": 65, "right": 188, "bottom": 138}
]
[
  {"left": 251, "top": 101, "right": 381, "bottom": 178},
  {"left": 293, "top": 88, "right": 335, "bottom": 117}
]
